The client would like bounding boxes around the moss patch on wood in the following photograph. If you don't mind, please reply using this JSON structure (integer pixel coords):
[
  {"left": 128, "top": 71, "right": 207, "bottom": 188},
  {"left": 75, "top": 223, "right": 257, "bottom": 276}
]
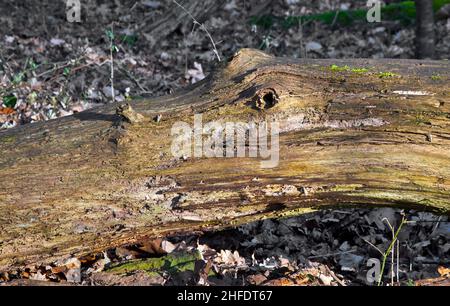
[{"left": 106, "top": 251, "right": 206, "bottom": 277}]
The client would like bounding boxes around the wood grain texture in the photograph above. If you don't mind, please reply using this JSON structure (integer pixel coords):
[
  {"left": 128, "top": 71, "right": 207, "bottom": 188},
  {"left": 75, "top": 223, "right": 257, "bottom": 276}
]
[{"left": 0, "top": 49, "right": 449, "bottom": 272}]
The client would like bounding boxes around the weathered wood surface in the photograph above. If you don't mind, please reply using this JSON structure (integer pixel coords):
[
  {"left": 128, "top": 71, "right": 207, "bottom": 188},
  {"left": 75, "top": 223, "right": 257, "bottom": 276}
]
[{"left": 0, "top": 49, "right": 449, "bottom": 272}]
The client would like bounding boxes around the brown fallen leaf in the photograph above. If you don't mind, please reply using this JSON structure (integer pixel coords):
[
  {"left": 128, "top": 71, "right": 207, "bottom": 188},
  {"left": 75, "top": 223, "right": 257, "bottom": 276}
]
[
  {"left": 115, "top": 246, "right": 142, "bottom": 259},
  {"left": 246, "top": 274, "right": 267, "bottom": 285},
  {"left": 79, "top": 253, "right": 97, "bottom": 265},
  {"left": 20, "top": 271, "right": 30, "bottom": 279},
  {"left": 51, "top": 265, "right": 67, "bottom": 274},
  {"left": 263, "top": 272, "right": 316, "bottom": 286},
  {"left": 0, "top": 272, "right": 10, "bottom": 282},
  {"left": 438, "top": 266, "right": 450, "bottom": 277},
  {"left": 415, "top": 276, "right": 450, "bottom": 286},
  {"left": 138, "top": 238, "right": 166, "bottom": 255},
  {"left": 0, "top": 107, "right": 15, "bottom": 115},
  {"left": 1, "top": 279, "right": 77, "bottom": 286}
]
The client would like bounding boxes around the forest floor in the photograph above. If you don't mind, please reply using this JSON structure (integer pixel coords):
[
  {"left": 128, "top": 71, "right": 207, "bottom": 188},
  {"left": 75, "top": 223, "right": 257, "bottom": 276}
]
[{"left": 0, "top": 0, "right": 449, "bottom": 286}]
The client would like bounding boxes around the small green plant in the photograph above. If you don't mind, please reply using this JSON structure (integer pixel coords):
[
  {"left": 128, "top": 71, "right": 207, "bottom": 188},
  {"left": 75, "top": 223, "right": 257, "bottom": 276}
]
[
  {"left": 27, "top": 92, "right": 38, "bottom": 104},
  {"left": 259, "top": 35, "right": 273, "bottom": 50},
  {"left": 2, "top": 94, "right": 17, "bottom": 108},
  {"left": 105, "top": 29, "right": 119, "bottom": 53},
  {"left": 376, "top": 215, "right": 407, "bottom": 286},
  {"left": 12, "top": 72, "right": 25, "bottom": 85},
  {"left": 406, "top": 279, "right": 415, "bottom": 286},
  {"left": 364, "top": 214, "right": 408, "bottom": 286},
  {"left": 28, "top": 59, "right": 38, "bottom": 71},
  {"left": 121, "top": 34, "right": 138, "bottom": 47},
  {"left": 63, "top": 67, "right": 71, "bottom": 77},
  {"left": 106, "top": 25, "right": 118, "bottom": 102},
  {"left": 10, "top": 58, "right": 40, "bottom": 85}
]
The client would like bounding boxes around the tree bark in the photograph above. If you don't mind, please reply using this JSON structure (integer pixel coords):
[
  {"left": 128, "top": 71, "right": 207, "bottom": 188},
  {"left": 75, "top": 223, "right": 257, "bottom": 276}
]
[
  {"left": 0, "top": 49, "right": 449, "bottom": 272},
  {"left": 140, "top": 0, "right": 222, "bottom": 49},
  {"left": 415, "top": 0, "right": 436, "bottom": 59}
]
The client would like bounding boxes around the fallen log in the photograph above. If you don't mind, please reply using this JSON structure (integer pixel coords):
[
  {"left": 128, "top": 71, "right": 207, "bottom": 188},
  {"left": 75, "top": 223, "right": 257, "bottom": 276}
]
[{"left": 0, "top": 49, "right": 449, "bottom": 272}]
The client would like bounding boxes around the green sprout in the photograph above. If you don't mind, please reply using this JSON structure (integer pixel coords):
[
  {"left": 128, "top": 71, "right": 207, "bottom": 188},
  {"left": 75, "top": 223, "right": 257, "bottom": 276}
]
[
  {"left": 63, "top": 67, "right": 71, "bottom": 77},
  {"left": 2, "top": 94, "right": 17, "bottom": 108}
]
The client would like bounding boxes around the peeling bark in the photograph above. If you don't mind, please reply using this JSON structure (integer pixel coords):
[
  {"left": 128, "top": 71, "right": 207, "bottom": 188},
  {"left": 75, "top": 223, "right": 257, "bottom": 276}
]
[{"left": 0, "top": 49, "right": 449, "bottom": 272}]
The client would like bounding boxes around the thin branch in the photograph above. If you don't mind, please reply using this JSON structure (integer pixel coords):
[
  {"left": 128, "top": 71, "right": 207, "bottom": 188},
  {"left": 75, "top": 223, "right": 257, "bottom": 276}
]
[
  {"left": 172, "top": 0, "right": 221, "bottom": 62},
  {"left": 324, "top": 265, "right": 346, "bottom": 286},
  {"left": 308, "top": 250, "right": 355, "bottom": 259},
  {"left": 396, "top": 239, "right": 400, "bottom": 283},
  {"left": 118, "top": 67, "right": 149, "bottom": 94},
  {"left": 382, "top": 217, "right": 394, "bottom": 235},
  {"left": 362, "top": 238, "right": 384, "bottom": 256},
  {"left": 382, "top": 217, "right": 395, "bottom": 286},
  {"left": 109, "top": 22, "right": 116, "bottom": 103}
]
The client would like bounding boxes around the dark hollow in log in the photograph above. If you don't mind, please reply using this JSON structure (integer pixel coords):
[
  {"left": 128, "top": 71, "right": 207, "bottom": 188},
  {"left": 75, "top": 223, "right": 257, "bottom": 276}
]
[{"left": 0, "top": 49, "right": 449, "bottom": 272}]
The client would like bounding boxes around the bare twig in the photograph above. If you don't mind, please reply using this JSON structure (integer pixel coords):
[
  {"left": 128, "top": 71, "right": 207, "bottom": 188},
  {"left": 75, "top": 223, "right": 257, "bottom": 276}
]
[
  {"left": 382, "top": 218, "right": 395, "bottom": 286},
  {"left": 324, "top": 265, "right": 346, "bottom": 286},
  {"left": 118, "top": 67, "right": 149, "bottom": 94},
  {"left": 432, "top": 215, "right": 442, "bottom": 234},
  {"left": 109, "top": 23, "right": 116, "bottom": 103},
  {"left": 362, "top": 238, "right": 384, "bottom": 256},
  {"left": 172, "top": 0, "right": 221, "bottom": 62},
  {"left": 35, "top": 55, "right": 86, "bottom": 79},
  {"left": 129, "top": 1, "right": 138, "bottom": 11},
  {"left": 396, "top": 239, "right": 400, "bottom": 283},
  {"left": 331, "top": 10, "right": 340, "bottom": 27},
  {"left": 382, "top": 217, "right": 394, "bottom": 234},
  {"left": 308, "top": 250, "right": 355, "bottom": 259},
  {"left": 46, "top": 61, "right": 108, "bottom": 84}
]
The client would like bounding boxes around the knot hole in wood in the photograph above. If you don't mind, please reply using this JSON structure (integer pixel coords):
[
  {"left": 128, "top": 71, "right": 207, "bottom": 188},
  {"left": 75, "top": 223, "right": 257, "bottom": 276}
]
[{"left": 254, "top": 88, "right": 279, "bottom": 110}]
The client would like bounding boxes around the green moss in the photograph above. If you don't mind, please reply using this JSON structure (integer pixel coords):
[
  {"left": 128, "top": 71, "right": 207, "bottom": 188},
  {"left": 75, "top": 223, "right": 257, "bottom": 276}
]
[
  {"left": 330, "top": 65, "right": 369, "bottom": 73},
  {"left": 431, "top": 74, "right": 442, "bottom": 81},
  {"left": 330, "top": 184, "right": 364, "bottom": 192},
  {"left": 378, "top": 72, "right": 398, "bottom": 78},
  {"left": 330, "top": 64, "right": 350, "bottom": 72},
  {"left": 345, "top": 190, "right": 449, "bottom": 213},
  {"left": 351, "top": 68, "right": 369, "bottom": 74},
  {"left": 414, "top": 113, "right": 430, "bottom": 125},
  {"left": 1, "top": 135, "right": 16, "bottom": 143},
  {"left": 328, "top": 65, "right": 370, "bottom": 74},
  {"left": 275, "top": 207, "right": 317, "bottom": 219},
  {"left": 107, "top": 251, "right": 207, "bottom": 276}
]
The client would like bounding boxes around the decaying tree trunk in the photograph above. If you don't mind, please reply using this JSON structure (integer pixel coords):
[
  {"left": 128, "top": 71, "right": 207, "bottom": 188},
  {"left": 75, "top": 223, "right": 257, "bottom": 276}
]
[
  {"left": 415, "top": 0, "right": 436, "bottom": 59},
  {"left": 0, "top": 49, "right": 449, "bottom": 272}
]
